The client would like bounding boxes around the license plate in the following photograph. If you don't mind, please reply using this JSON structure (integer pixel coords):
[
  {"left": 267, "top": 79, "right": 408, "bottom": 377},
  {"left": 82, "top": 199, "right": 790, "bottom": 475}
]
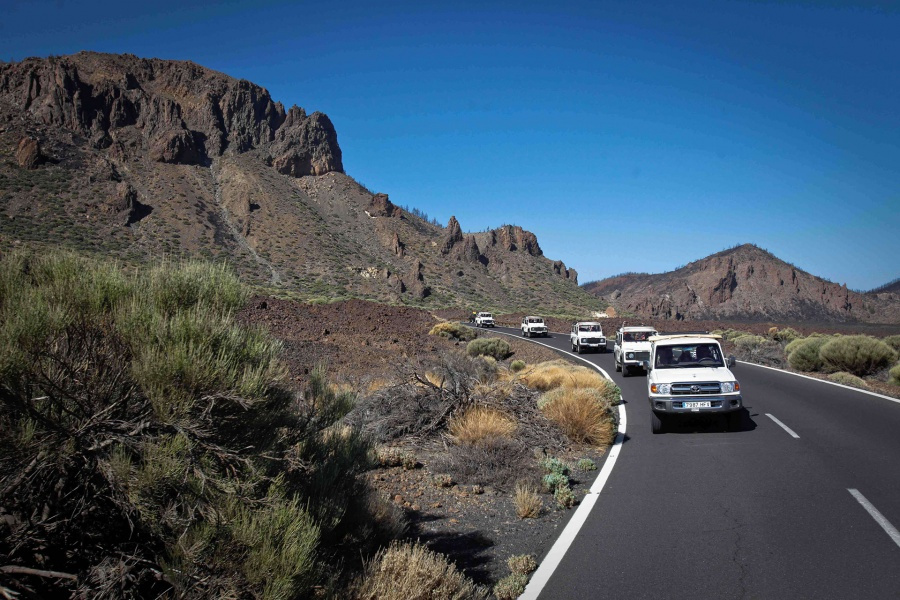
[{"left": 683, "top": 401, "right": 711, "bottom": 409}]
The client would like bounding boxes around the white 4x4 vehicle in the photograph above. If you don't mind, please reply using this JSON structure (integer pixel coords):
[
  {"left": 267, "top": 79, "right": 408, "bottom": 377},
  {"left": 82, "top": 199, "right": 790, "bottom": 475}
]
[
  {"left": 570, "top": 321, "right": 606, "bottom": 353},
  {"left": 474, "top": 312, "right": 495, "bottom": 328},
  {"left": 521, "top": 316, "right": 548, "bottom": 338},
  {"left": 614, "top": 326, "right": 658, "bottom": 376},
  {"left": 645, "top": 334, "right": 741, "bottom": 434}
]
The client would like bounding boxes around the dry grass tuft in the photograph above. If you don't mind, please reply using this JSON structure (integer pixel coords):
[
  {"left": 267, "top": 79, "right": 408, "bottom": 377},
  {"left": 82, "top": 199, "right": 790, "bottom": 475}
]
[
  {"left": 513, "top": 481, "right": 542, "bottom": 519},
  {"left": 518, "top": 360, "right": 607, "bottom": 391},
  {"left": 353, "top": 541, "right": 488, "bottom": 600},
  {"left": 540, "top": 387, "right": 614, "bottom": 446},
  {"left": 424, "top": 371, "right": 447, "bottom": 388},
  {"left": 449, "top": 406, "right": 517, "bottom": 445}
]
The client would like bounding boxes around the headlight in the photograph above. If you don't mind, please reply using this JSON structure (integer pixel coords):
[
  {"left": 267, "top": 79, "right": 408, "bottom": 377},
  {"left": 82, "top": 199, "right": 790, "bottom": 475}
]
[
  {"left": 650, "top": 383, "right": 671, "bottom": 394},
  {"left": 721, "top": 381, "right": 739, "bottom": 393},
  {"left": 626, "top": 352, "right": 634, "bottom": 359}
]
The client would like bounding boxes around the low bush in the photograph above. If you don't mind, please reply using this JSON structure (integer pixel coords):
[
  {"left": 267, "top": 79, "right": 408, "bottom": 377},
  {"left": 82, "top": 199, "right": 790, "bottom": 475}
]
[
  {"left": 772, "top": 327, "right": 801, "bottom": 342},
  {"left": 733, "top": 334, "right": 767, "bottom": 350},
  {"left": 353, "top": 541, "right": 489, "bottom": 600},
  {"left": 540, "top": 387, "right": 615, "bottom": 446},
  {"left": 518, "top": 360, "right": 607, "bottom": 391},
  {"left": 554, "top": 484, "right": 576, "bottom": 508},
  {"left": 883, "top": 335, "right": 900, "bottom": 353},
  {"left": 510, "top": 359, "right": 526, "bottom": 372},
  {"left": 890, "top": 363, "right": 900, "bottom": 386},
  {"left": 507, "top": 554, "right": 538, "bottom": 575},
  {"left": 538, "top": 456, "right": 570, "bottom": 476},
  {"left": 0, "top": 250, "right": 378, "bottom": 599},
  {"left": 784, "top": 337, "right": 809, "bottom": 356},
  {"left": 513, "top": 482, "right": 542, "bottom": 519},
  {"left": 449, "top": 406, "right": 517, "bottom": 445},
  {"left": 827, "top": 372, "right": 869, "bottom": 389},
  {"left": 577, "top": 458, "right": 597, "bottom": 471},
  {"left": 787, "top": 336, "right": 833, "bottom": 372},
  {"left": 819, "top": 335, "right": 897, "bottom": 376},
  {"left": 466, "top": 337, "right": 512, "bottom": 360},
  {"left": 431, "top": 436, "right": 535, "bottom": 492},
  {"left": 542, "top": 472, "right": 568, "bottom": 493},
  {"left": 494, "top": 573, "right": 529, "bottom": 600},
  {"left": 429, "top": 321, "right": 476, "bottom": 342}
]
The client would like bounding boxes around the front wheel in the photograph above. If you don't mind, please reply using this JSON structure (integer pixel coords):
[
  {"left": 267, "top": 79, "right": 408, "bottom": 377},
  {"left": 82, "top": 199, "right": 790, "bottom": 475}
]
[
  {"left": 615, "top": 359, "right": 621, "bottom": 372},
  {"left": 651, "top": 412, "right": 665, "bottom": 434}
]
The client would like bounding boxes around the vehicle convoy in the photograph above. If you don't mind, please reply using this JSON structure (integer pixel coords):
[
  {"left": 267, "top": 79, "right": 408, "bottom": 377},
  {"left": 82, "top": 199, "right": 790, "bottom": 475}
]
[
  {"left": 614, "top": 325, "right": 658, "bottom": 375},
  {"left": 570, "top": 321, "right": 607, "bottom": 353},
  {"left": 521, "top": 316, "right": 549, "bottom": 337},
  {"left": 644, "top": 334, "right": 741, "bottom": 434},
  {"left": 474, "top": 312, "right": 495, "bottom": 327}
]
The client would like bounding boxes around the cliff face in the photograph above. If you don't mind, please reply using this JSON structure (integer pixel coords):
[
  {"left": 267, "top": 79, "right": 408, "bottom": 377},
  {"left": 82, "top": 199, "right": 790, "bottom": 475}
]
[
  {"left": 0, "top": 52, "right": 342, "bottom": 175},
  {"left": 0, "top": 52, "right": 599, "bottom": 314},
  {"left": 583, "top": 244, "right": 899, "bottom": 324}
]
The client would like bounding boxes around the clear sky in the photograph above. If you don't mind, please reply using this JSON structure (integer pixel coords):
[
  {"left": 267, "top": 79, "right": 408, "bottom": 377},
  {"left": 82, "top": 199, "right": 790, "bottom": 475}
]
[{"left": 2, "top": 0, "right": 898, "bottom": 290}]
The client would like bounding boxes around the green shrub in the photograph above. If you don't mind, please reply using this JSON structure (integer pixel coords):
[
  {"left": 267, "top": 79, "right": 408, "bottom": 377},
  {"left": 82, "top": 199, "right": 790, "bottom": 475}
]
[
  {"left": 554, "top": 483, "right": 576, "bottom": 508},
  {"left": 784, "top": 337, "right": 809, "bottom": 356},
  {"left": 0, "top": 250, "right": 376, "bottom": 599},
  {"left": 882, "top": 335, "right": 900, "bottom": 353},
  {"left": 538, "top": 456, "right": 569, "bottom": 476},
  {"left": 787, "top": 336, "right": 832, "bottom": 372},
  {"left": 773, "top": 327, "right": 801, "bottom": 343},
  {"left": 890, "top": 363, "right": 900, "bottom": 386},
  {"left": 733, "top": 334, "right": 767, "bottom": 350},
  {"left": 507, "top": 554, "right": 538, "bottom": 575},
  {"left": 827, "top": 372, "right": 869, "bottom": 389},
  {"left": 510, "top": 359, "right": 526, "bottom": 372},
  {"left": 466, "top": 337, "right": 512, "bottom": 360},
  {"left": 819, "top": 335, "right": 897, "bottom": 376},
  {"left": 429, "top": 321, "right": 476, "bottom": 342},
  {"left": 494, "top": 573, "right": 529, "bottom": 600},
  {"left": 576, "top": 458, "right": 597, "bottom": 471},
  {"left": 542, "top": 472, "right": 569, "bottom": 493}
]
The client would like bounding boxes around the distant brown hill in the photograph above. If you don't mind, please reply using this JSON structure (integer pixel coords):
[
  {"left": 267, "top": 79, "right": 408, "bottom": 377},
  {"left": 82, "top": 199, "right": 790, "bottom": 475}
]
[
  {"left": 0, "top": 52, "right": 600, "bottom": 314},
  {"left": 583, "top": 244, "right": 900, "bottom": 323}
]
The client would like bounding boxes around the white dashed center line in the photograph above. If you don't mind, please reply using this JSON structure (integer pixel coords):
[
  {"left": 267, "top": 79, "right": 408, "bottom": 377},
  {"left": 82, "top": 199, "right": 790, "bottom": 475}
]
[
  {"left": 766, "top": 413, "right": 800, "bottom": 438},
  {"left": 848, "top": 489, "right": 900, "bottom": 549}
]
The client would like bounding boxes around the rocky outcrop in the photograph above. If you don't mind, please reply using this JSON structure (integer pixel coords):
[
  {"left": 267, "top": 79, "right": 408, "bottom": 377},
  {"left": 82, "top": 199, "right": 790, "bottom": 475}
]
[
  {"left": 407, "top": 259, "right": 430, "bottom": 299},
  {"left": 15, "top": 136, "right": 44, "bottom": 168},
  {"left": 488, "top": 225, "right": 542, "bottom": 256},
  {"left": 104, "top": 182, "right": 151, "bottom": 226},
  {"left": 552, "top": 260, "right": 577, "bottom": 282},
  {"left": 0, "top": 52, "right": 342, "bottom": 174},
  {"left": 390, "top": 232, "right": 405, "bottom": 257},
  {"left": 368, "top": 193, "right": 397, "bottom": 218},
  {"left": 440, "top": 216, "right": 464, "bottom": 255}
]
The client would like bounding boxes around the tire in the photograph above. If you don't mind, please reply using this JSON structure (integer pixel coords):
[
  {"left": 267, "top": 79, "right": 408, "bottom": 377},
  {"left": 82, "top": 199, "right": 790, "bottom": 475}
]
[
  {"left": 576, "top": 343, "right": 582, "bottom": 354},
  {"left": 651, "top": 412, "right": 665, "bottom": 434},
  {"left": 726, "top": 411, "right": 742, "bottom": 432},
  {"left": 615, "top": 358, "right": 621, "bottom": 372},
  {"left": 622, "top": 365, "right": 630, "bottom": 377}
]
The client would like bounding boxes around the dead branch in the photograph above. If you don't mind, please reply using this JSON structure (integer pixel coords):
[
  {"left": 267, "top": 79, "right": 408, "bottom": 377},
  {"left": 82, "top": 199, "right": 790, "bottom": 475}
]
[{"left": 0, "top": 565, "right": 77, "bottom": 581}]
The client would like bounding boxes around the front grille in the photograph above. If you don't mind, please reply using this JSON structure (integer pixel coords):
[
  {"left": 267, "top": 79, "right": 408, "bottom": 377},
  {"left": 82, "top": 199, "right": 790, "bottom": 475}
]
[
  {"left": 626, "top": 351, "right": 649, "bottom": 361},
  {"left": 672, "top": 382, "right": 721, "bottom": 395},
  {"left": 582, "top": 337, "right": 604, "bottom": 344}
]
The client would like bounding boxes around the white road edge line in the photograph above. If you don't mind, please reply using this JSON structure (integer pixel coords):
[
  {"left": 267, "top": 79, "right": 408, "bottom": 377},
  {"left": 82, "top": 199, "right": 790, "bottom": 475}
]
[
  {"left": 477, "top": 327, "right": 625, "bottom": 600},
  {"left": 765, "top": 413, "right": 800, "bottom": 438},
  {"left": 848, "top": 489, "right": 900, "bottom": 549},
  {"left": 738, "top": 360, "right": 900, "bottom": 405}
]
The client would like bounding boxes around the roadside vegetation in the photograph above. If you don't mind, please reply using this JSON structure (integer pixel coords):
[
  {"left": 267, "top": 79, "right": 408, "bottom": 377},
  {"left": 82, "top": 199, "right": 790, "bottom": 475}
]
[
  {"left": 0, "top": 250, "right": 397, "bottom": 599},
  {"left": 715, "top": 326, "right": 900, "bottom": 395}
]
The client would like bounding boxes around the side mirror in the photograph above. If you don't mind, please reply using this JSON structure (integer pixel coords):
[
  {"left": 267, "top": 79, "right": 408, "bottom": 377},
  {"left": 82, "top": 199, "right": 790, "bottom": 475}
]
[
  {"left": 727, "top": 355, "right": 736, "bottom": 368},
  {"left": 642, "top": 360, "right": 651, "bottom": 371}
]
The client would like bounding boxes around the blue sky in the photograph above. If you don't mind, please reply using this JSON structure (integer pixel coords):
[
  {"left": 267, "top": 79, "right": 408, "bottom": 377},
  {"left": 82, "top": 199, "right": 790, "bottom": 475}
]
[{"left": 2, "top": 0, "right": 898, "bottom": 290}]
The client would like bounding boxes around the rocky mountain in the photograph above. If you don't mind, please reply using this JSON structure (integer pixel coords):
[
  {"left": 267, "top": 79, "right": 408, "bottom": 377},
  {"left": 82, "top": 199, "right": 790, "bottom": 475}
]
[
  {"left": 0, "top": 52, "right": 599, "bottom": 313},
  {"left": 583, "top": 244, "right": 900, "bottom": 323}
]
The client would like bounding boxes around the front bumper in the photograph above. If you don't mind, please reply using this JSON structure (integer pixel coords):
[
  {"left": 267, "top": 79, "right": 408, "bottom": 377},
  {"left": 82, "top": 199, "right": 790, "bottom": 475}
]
[
  {"left": 578, "top": 338, "right": 606, "bottom": 348},
  {"left": 648, "top": 395, "right": 743, "bottom": 415}
]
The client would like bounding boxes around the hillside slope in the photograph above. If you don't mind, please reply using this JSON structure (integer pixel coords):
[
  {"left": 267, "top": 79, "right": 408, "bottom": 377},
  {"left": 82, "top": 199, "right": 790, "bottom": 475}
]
[
  {"left": 583, "top": 244, "right": 899, "bottom": 323},
  {"left": 0, "top": 52, "right": 600, "bottom": 313}
]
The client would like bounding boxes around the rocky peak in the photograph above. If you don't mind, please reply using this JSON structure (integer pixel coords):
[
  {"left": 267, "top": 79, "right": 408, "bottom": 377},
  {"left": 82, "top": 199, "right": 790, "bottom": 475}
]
[
  {"left": 368, "top": 193, "right": 397, "bottom": 217},
  {"left": 440, "top": 216, "right": 464, "bottom": 254},
  {"left": 486, "top": 225, "right": 542, "bottom": 256},
  {"left": 0, "top": 52, "right": 342, "bottom": 175}
]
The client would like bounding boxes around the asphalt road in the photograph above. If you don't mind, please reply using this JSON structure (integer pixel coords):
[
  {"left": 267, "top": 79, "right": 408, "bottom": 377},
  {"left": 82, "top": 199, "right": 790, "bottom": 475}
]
[{"left": 481, "top": 325, "right": 900, "bottom": 599}]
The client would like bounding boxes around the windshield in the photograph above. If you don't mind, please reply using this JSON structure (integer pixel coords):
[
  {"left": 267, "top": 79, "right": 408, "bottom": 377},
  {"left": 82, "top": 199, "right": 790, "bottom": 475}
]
[
  {"left": 623, "top": 331, "right": 655, "bottom": 342},
  {"left": 528, "top": 318, "right": 543, "bottom": 323},
  {"left": 579, "top": 325, "right": 601, "bottom": 332},
  {"left": 655, "top": 343, "right": 724, "bottom": 368}
]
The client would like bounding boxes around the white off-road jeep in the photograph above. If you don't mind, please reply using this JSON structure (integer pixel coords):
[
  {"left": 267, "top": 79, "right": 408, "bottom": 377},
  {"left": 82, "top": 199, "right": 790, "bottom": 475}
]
[
  {"left": 474, "top": 312, "right": 495, "bottom": 328},
  {"left": 645, "top": 334, "right": 741, "bottom": 434},
  {"left": 521, "top": 316, "right": 548, "bottom": 337},
  {"left": 570, "top": 321, "right": 606, "bottom": 353},
  {"left": 614, "top": 325, "right": 658, "bottom": 376}
]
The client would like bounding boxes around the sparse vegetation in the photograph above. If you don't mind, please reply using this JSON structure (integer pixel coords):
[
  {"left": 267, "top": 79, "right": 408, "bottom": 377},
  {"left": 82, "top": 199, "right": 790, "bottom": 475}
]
[
  {"left": 577, "top": 458, "right": 597, "bottom": 471},
  {"left": 518, "top": 359, "right": 609, "bottom": 392},
  {"left": 890, "top": 363, "right": 900, "bottom": 386},
  {"left": 494, "top": 573, "right": 529, "bottom": 600},
  {"left": 353, "top": 541, "right": 489, "bottom": 600},
  {"left": 513, "top": 481, "right": 542, "bottom": 519},
  {"left": 449, "top": 406, "right": 518, "bottom": 445},
  {"left": 507, "top": 554, "right": 538, "bottom": 575},
  {"left": 827, "top": 372, "right": 869, "bottom": 389},
  {"left": 882, "top": 335, "right": 900, "bottom": 353},
  {"left": 466, "top": 337, "right": 512, "bottom": 360},
  {"left": 539, "top": 387, "right": 616, "bottom": 446},
  {"left": 0, "top": 250, "right": 387, "bottom": 599},
  {"left": 429, "top": 320, "right": 476, "bottom": 342},
  {"left": 510, "top": 359, "right": 526, "bottom": 372},
  {"left": 819, "top": 335, "right": 897, "bottom": 376}
]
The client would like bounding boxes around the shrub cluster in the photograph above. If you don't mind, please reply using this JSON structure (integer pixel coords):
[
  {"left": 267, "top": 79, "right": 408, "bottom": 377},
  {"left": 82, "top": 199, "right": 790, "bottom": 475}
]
[
  {"left": 819, "top": 335, "right": 897, "bottom": 376},
  {"left": 0, "top": 251, "right": 381, "bottom": 599},
  {"left": 429, "top": 321, "right": 476, "bottom": 342},
  {"left": 890, "top": 363, "right": 900, "bottom": 386},
  {"left": 786, "top": 336, "right": 833, "bottom": 371},
  {"left": 466, "top": 337, "right": 512, "bottom": 360},
  {"left": 827, "top": 372, "right": 869, "bottom": 390}
]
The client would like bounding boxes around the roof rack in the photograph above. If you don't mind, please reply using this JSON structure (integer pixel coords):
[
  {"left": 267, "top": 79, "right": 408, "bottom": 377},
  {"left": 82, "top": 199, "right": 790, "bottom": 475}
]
[
  {"left": 649, "top": 333, "right": 722, "bottom": 342},
  {"left": 657, "top": 330, "right": 709, "bottom": 335}
]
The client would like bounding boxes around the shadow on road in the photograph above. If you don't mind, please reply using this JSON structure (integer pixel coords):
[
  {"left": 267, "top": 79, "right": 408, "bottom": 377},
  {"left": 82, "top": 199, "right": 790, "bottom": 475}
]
[{"left": 660, "top": 408, "right": 758, "bottom": 434}]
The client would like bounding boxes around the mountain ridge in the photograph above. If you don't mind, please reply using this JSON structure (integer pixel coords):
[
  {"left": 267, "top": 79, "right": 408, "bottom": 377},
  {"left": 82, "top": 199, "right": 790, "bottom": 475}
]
[{"left": 583, "top": 243, "right": 899, "bottom": 323}]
